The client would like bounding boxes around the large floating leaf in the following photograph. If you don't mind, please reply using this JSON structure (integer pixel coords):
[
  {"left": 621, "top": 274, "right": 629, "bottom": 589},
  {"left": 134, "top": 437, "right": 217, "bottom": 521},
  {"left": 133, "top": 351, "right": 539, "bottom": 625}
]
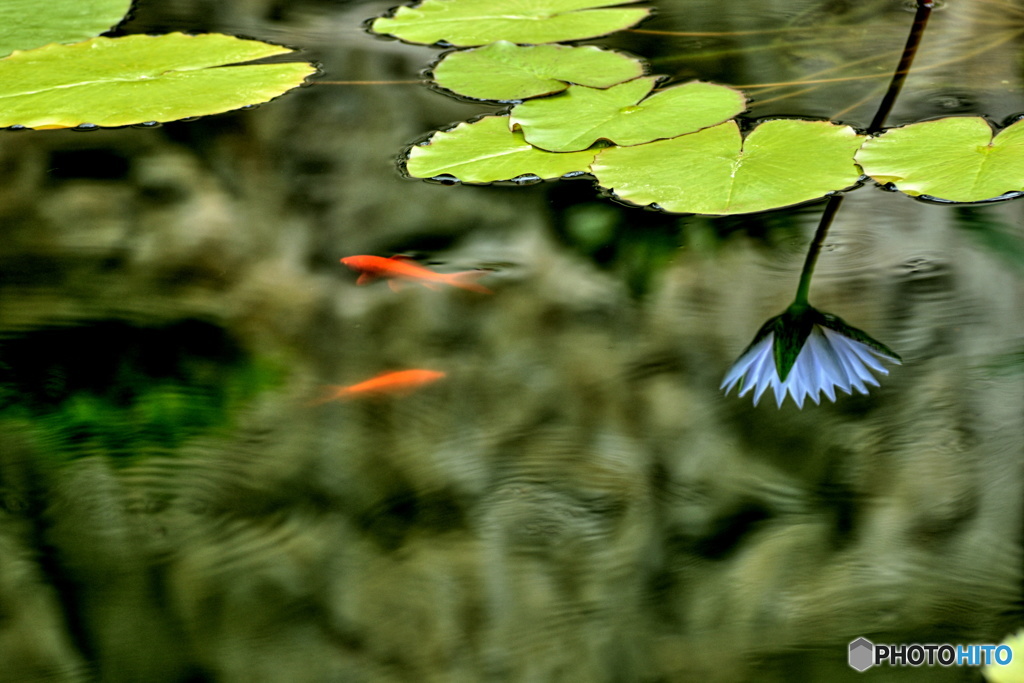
[
  {"left": 432, "top": 41, "right": 644, "bottom": 101},
  {"left": 0, "top": 33, "right": 316, "bottom": 129},
  {"left": 0, "top": 0, "right": 132, "bottom": 57},
  {"left": 591, "top": 119, "right": 864, "bottom": 215},
  {"left": 370, "top": 0, "right": 652, "bottom": 47},
  {"left": 405, "top": 115, "right": 598, "bottom": 183},
  {"left": 856, "top": 117, "right": 1024, "bottom": 202},
  {"left": 509, "top": 77, "right": 746, "bottom": 152}
]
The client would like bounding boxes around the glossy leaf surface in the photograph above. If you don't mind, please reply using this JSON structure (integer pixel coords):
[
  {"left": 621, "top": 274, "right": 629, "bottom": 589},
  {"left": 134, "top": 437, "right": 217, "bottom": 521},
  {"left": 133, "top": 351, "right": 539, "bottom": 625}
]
[
  {"left": 510, "top": 77, "right": 746, "bottom": 151},
  {"left": 0, "top": 0, "right": 132, "bottom": 57},
  {"left": 856, "top": 116, "right": 1024, "bottom": 202},
  {"left": 591, "top": 119, "right": 864, "bottom": 215},
  {"left": 0, "top": 33, "right": 316, "bottom": 129},
  {"left": 405, "top": 115, "right": 599, "bottom": 183},
  {"left": 432, "top": 41, "right": 644, "bottom": 101},
  {"left": 370, "top": 0, "right": 651, "bottom": 47}
]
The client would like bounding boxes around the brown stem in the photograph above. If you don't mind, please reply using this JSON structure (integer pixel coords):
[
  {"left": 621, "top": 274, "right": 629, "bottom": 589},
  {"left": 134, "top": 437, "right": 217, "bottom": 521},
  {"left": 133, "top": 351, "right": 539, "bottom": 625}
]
[
  {"left": 794, "top": 1, "right": 935, "bottom": 306},
  {"left": 867, "top": 0, "right": 935, "bottom": 134}
]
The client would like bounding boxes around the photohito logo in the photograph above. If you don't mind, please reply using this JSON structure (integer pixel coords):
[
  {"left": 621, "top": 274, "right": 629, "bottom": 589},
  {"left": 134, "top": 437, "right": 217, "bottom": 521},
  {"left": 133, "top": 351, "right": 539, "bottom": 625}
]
[{"left": 848, "top": 637, "right": 1013, "bottom": 672}]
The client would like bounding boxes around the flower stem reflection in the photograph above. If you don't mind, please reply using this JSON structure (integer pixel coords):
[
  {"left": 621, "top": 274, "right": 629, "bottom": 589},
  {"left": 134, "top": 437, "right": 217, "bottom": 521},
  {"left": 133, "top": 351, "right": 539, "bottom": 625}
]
[
  {"left": 720, "top": 194, "right": 901, "bottom": 408},
  {"left": 720, "top": 302, "right": 901, "bottom": 408},
  {"left": 719, "top": 0, "right": 935, "bottom": 408},
  {"left": 721, "top": 194, "right": 901, "bottom": 408}
]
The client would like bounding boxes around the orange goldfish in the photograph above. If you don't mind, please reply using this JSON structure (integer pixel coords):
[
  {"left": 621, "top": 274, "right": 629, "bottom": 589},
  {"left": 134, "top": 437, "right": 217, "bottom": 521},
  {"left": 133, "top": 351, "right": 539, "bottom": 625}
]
[
  {"left": 311, "top": 369, "right": 446, "bottom": 404},
  {"left": 340, "top": 255, "right": 492, "bottom": 293}
]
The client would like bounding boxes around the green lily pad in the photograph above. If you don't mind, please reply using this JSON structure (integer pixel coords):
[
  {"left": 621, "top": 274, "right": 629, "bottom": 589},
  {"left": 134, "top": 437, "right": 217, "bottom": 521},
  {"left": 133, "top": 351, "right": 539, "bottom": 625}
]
[
  {"left": 509, "top": 76, "right": 746, "bottom": 152},
  {"left": 0, "top": 0, "right": 132, "bottom": 57},
  {"left": 431, "top": 41, "right": 645, "bottom": 102},
  {"left": 856, "top": 116, "right": 1024, "bottom": 202},
  {"left": 591, "top": 119, "right": 864, "bottom": 215},
  {"left": 370, "top": 0, "right": 651, "bottom": 47},
  {"left": 0, "top": 33, "right": 316, "bottom": 129},
  {"left": 405, "top": 115, "right": 598, "bottom": 183}
]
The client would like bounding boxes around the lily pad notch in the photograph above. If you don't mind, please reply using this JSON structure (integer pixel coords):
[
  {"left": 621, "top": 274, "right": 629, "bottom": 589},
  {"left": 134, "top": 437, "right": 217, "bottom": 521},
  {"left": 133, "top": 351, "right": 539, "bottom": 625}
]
[
  {"left": 856, "top": 116, "right": 1024, "bottom": 203},
  {"left": 373, "top": 0, "right": 1024, "bottom": 214}
]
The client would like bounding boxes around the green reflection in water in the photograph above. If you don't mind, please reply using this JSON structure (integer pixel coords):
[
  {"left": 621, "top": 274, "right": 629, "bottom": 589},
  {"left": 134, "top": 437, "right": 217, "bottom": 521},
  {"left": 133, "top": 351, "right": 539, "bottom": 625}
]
[
  {"left": 0, "top": 319, "right": 283, "bottom": 462},
  {"left": 953, "top": 206, "right": 1024, "bottom": 277}
]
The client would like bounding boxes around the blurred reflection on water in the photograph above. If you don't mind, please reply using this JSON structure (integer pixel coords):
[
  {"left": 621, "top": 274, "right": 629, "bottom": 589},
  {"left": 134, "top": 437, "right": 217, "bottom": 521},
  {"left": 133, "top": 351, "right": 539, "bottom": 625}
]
[{"left": 0, "top": 1, "right": 1022, "bottom": 681}]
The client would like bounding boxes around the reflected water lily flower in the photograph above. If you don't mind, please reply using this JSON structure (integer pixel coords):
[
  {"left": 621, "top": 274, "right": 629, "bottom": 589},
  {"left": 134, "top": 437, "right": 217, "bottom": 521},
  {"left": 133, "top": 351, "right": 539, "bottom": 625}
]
[{"left": 721, "top": 303, "right": 901, "bottom": 408}]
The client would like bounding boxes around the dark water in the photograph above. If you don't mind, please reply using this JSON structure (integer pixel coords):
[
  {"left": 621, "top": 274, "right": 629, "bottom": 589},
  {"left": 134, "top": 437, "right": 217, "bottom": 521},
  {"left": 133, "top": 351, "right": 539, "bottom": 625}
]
[{"left": 1, "top": 1, "right": 1022, "bottom": 681}]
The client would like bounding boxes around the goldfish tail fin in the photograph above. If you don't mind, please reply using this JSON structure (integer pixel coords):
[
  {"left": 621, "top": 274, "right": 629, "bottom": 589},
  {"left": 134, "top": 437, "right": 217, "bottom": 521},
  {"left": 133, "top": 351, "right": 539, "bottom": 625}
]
[
  {"left": 447, "top": 270, "right": 493, "bottom": 294},
  {"left": 307, "top": 386, "right": 351, "bottom": 406}
]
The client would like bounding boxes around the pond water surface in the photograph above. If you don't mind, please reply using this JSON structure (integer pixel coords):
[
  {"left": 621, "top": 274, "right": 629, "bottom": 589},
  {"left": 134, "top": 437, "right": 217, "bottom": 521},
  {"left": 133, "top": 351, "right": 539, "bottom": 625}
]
[{"left": 0, "top": 1, "right": 1022, "bottom": 682}]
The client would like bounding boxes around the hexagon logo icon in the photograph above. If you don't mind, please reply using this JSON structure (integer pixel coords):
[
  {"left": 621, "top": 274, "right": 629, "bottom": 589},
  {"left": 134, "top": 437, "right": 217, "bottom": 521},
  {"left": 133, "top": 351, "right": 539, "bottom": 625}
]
[{"left": 849, "top": 637, "right": 874, "bottom": 672}]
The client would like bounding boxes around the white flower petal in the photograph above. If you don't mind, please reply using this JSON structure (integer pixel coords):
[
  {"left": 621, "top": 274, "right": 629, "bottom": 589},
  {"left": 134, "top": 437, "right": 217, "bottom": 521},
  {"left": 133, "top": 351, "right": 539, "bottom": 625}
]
[
  {"left": 791, "top": 353, "right": 824, "bottom": 407},
  {"left": 788, "top": 378, "right": 807, "bottom": 408},
  {"left": 732, "top": 337, "right": 773, "bottom": 399},
  {"left": 809, "top": 327, "right": 850, "bottom": 396},
  {"left": 790, "top": 338, "right": 826, "bottom": 407},
  {"left": 803, "top": 331, "right": 834, "bottom": 402},
  {"left": 721, "top": 313, "right": 900, "bottom": 409},
  {"left": 772, "top": 374, "right": 787, "bottom": 408},
  {"left": 780, "top": 359, "right": 805, "bottom": 408},
  {"left": 720, "top": 335, "right": 771, "bottom": 394},
  {"left": 748, "top": 345, "right": 777, "bottom": 406},
  {"left": 840, "top": 335, "right": 894, "bottom": 375},
  {"left": 823, "top": 329, "right": 873, "bottom": 394}
]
